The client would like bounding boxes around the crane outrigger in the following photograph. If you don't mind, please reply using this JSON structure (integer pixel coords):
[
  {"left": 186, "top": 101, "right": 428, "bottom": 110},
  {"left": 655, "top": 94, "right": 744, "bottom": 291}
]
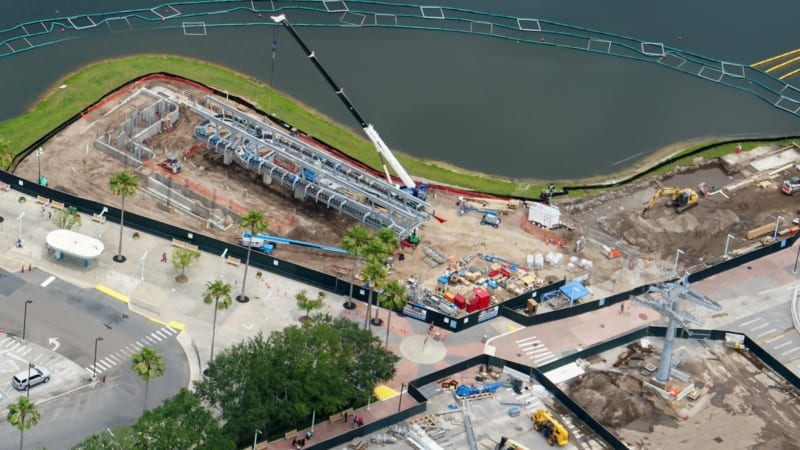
[{"left": 270, "top": 14, "right": 429, "bottom": 201}]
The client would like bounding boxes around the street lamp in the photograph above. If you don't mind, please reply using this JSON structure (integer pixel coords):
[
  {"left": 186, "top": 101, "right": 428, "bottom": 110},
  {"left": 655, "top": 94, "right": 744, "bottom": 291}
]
[
  {"left": 724, "top": 234, "right": 735, "bottom": 259},
  {"left": 92, "top": 337, "right": 104, "bottom": 380},
  {"left": 36, "top": 147, "right": 44, "bottom": 185},
  {"left": 672, "top": 249, "right": 684, "bottom": 278},
  {"left": 252, "top": 429, "right": 262, "bottom": 450},
  {"left": 26, "top": 362, "right": 35, "bottom": 398},
  {"left": 16, "top": 211, "right": 24, "bottom": 243},
  {"left": 22, "top": 299, "right": 33, "bottom": 342}
]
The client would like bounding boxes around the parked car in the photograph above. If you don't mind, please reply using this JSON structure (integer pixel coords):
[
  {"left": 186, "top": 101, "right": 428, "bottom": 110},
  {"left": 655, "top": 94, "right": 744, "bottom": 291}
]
[{"left": 11, "top": 367, "right": 50, "bottom": 391}]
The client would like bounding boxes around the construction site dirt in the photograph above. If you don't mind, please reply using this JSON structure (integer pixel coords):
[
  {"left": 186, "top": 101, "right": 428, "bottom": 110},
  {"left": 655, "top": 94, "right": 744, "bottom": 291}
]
[
  {"left": 14, "top": 78, "right": 800, "bottom": 314},
  {"left": 567, "top": 338, "right": 800, "bottom": 449}
]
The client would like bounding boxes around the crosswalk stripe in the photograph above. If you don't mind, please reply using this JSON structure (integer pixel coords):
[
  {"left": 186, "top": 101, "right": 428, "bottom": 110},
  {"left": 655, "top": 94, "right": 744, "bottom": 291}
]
[
  {"left": 155, "top": 329, "right": 171, "bottom": 339},
  {"left": 515, "top": 336, "right": 539, "bottom": 344},
  {"left": 149, "top": 333, "right": 163, "bottom": 342},
  {"left": 100, "top": 357, "right": 117, "bottom": 367},
  {"left": 106, "top": 354, "right": 121, "bottom": 363},
  {"left": 18, "top": 347, "right": 31, "bottom": 356},
  {"left": 145, "top": 336, "right": 157, "bottom": 344}
]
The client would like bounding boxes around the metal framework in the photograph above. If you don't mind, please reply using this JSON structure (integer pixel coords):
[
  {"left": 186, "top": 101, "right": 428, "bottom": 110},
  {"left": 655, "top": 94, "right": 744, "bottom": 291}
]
[
  {"left": 191, "top": 96, "right": 430, "bottom": 238},
  {"left": 632, "top": 275, "right": 721, "bottom": 383}
]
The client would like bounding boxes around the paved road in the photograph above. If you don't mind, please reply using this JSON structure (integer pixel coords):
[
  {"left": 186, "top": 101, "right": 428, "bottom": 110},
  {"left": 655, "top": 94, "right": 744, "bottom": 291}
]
[{"left": 0, "top": 267, "right": 187, "bottom": 450}]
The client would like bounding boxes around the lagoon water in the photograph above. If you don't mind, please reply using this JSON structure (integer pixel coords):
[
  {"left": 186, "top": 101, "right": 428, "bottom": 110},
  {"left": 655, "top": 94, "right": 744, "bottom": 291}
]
[{"left": 0, "top": 0, "right": 798, "bottom": 180}]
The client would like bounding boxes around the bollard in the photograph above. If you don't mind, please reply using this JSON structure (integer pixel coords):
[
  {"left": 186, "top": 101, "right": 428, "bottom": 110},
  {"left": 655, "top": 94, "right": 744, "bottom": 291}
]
[
  {"left": 102, "top": 375, "right": 106, "bottom": 383},
  {"left": 21, "top": 265, "right": 24, "bottom": 273},
  {"left": 28, "top": 264, "right": 32, "bottom": 272}
]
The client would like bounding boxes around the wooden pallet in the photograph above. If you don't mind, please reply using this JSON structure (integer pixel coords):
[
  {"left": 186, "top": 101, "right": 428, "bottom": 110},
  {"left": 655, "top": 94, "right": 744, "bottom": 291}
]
[{"left": 407, "top": 414, "right": 439, "bottom": 428}]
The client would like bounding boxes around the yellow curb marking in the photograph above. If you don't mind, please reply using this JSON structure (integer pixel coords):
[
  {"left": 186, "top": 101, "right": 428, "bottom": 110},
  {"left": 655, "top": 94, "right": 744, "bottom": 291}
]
[{"left": 95, "top": 284, "right": 129, "bottom": 303}]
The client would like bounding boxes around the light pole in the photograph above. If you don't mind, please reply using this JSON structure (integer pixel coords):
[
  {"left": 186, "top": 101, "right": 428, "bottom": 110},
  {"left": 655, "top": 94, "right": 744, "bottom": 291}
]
[
  {"left": 26, "top": 362, "right": 34, "bottom": 398},
  {"left": 672, "top": 249, "right": 684, "bottom": 278},
  {"left": 252, "top": 429, "right": 262, "bottom": 450},
  {"left": 16, "top": 211, "right": 24, "bottom": 243},
  {"left": 724, "top": 234, "right": 735, "bottom": 259},
  {"left": 92, "top": 337, "right": 104, "bottom": 380},
  {"left": 22, "top": 299, "right": 33, "bottom": 342},
  {"left": 36, "top": 147, "right": 43, "bottom": 184},
  {"left": 774, "top": 215, "right": 784, "bottom": 240}
]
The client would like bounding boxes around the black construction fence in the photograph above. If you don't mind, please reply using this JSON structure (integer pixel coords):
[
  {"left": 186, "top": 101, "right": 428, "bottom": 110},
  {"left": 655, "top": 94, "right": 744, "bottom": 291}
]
[
  {"left": 303, "top": 322, "right": 800, "bottom": 450},
  {"left": 7, "top": 71, "right": 800, "bottom": 336},
  {"left": 499, "top": 232, "right": 800, "bottom": 329}
]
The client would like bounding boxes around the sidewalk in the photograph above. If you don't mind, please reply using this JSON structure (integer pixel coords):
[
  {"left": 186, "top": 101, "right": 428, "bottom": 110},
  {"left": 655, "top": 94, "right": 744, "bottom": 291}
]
[{"left": 0, "top": 188, "right": 493, "bottom": 447}]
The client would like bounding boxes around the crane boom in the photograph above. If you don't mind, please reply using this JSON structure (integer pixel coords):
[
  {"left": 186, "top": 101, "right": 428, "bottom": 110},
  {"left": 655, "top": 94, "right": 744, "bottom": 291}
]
[{"left": 271, "top": 14, "right": 420, "bottom": 193}]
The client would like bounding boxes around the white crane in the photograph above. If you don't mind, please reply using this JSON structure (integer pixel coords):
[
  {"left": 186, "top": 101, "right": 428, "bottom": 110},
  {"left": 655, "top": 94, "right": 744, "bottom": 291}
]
[{"left": 270, "top": 14, "right": 428, "bottom": 201}]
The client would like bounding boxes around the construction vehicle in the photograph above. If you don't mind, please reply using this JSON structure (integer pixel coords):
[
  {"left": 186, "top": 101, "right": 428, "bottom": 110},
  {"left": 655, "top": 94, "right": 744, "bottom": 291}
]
[
  {"left": 531, "top": 409, "right": 569, "bottom": 447},
  {"left": 159, "top": 154, "right": 182, "bottom": 174},
  {"left": 271, "top": 14, "right": 429, "bottom": 201},
  {"left": 641, "top": 187, "right": 699, "bottom": 216},
  {"left": 781, "top": 176, "right": 800, "bottom": 195},
  {"left": 495, "top": 436, "right": 530, "bottom": 450},
  {"left": 480, "top": 212, "right": 501, "bottom": 228}
]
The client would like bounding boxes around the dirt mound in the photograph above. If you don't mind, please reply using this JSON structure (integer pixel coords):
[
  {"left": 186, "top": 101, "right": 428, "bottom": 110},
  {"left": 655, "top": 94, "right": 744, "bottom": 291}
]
[
  {"left": 599, "top": 207, "right": 740, "bottom": 258},
  {"left": 569, "top": 370, "right": 679, "bottom": 429}
]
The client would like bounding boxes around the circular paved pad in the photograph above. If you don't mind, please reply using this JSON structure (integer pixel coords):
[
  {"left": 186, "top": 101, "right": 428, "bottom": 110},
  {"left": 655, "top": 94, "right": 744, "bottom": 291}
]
[{"left": 399, "top": 334, "right": 447, "bottom": 364}]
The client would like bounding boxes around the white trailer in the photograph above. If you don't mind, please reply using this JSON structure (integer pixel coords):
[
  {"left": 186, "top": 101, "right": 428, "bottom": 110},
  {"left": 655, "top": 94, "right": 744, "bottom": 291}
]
[{"left": 528, "top": 202, "right": 561, "bottom": 229}]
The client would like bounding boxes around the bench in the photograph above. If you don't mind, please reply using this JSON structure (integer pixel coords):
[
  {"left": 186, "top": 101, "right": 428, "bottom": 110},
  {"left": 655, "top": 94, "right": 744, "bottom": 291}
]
[
  {"left": 284, "top": 429, "right": 297, "bottom": 441},
  {"left": 172, "top": 239, "right": 200, "bottom": 253},
  {"left": 226, "top": 256, "right": 241, "bottom": 267},
  {"left": 91, "top": 214, "right": 106, "bottom": 224},
  {"left": 330, "top": 407, "right": 354, "bottom": 424},
  {"left": 36, "top": 195, "right": 49, "bottom": 205},
  {"left": 50, "top": 201, "right": 65, "bottom": 211}
]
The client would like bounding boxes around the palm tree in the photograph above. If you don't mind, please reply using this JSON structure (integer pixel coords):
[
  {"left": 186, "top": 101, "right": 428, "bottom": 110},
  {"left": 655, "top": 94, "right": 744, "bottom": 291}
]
[
  {"left": 202, "top": 280, "right": 232, "bottom": 362},
  {"left": 341, "top": 225, "right": 370, "bottom": 310},
  {"left": 363, "top": 237, "right": 390, "bottom": 328},
  {"left": 360, "top": 259, "right": 388, "bottom": 329},
  {"left": 238, "top": 210, "right": 267, "bottom": 303},
  {"left": 109, "top": 170, "right": 139, "bottom": 263},
  {"left": 131, "top": 346, "right": 165, "bottom": 412},
  {"left": 372, "top": 228, "right": 399, "bottom": 323},
  {"left": 7, "top": 396, "right": 41, "bottom": 450},
  {"left": 379, "top": 279, "right": 408, "bottom": 348}
]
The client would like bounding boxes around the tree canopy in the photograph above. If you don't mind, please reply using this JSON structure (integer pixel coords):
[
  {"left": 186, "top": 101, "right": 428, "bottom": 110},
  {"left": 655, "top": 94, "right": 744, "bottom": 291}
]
[
  {"left": 132, "top": 388, "right": 233, "bottom": 450},
  {"left": 194, "top": 318, "right": 399, "bottom": 443}
]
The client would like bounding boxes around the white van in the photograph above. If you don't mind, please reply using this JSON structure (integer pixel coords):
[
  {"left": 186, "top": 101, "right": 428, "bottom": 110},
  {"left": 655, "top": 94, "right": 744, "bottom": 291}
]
[{"left": 11, "top": 367, "right": 50, "bottom": 391}]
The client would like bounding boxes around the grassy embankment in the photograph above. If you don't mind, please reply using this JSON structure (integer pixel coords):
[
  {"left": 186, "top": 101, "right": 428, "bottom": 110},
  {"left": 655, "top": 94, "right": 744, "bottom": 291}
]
[{"left": 0, "top": 55, "right": 793, "bottom": 198}]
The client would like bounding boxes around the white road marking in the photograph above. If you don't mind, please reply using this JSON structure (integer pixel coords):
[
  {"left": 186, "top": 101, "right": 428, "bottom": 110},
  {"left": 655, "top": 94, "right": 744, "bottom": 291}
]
[
  {"left": 774, "top": 341, "right": 793, "bottom": 350},
  {"left": 756, "top": 328, "right": 777, "bottom": 338},
  {"left": 781, "top": 347, "right": 800, "bottom": 356},
  {"left": 739, "top": 318, "right": 764, "bottom": 327},
  {"left": 149, "top": 333, "right": 163, "bottom": 342},
  {"left": 515, "top": 336, "right": 539, "bottom": 344},
  {"left": 40, "top": 276, "right": 56, "bottom": 287},
  {"left": 750, "top": 323, "right": 770, "bottom": 331}
]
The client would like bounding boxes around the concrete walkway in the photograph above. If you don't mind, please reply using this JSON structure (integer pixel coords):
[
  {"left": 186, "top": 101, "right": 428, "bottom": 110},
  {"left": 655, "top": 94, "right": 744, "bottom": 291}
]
[{"left": 0, "top": 188, "right": 499, "bottom": 447}]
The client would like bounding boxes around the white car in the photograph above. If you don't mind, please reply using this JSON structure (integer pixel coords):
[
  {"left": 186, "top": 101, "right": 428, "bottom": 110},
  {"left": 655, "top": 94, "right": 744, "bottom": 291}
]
[{"left": 11, "top": 367, "right": 50, "bottom": 391}]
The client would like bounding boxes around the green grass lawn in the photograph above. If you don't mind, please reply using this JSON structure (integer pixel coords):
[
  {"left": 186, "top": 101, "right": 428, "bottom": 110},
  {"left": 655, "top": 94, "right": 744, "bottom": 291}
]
[{"left": 0, "top": 55, "right": 794, "bottom": 199}]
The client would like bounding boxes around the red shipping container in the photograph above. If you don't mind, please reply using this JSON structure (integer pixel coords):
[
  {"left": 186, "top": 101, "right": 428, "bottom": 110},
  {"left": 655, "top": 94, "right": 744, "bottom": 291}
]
[
  {"left": 488, "top": 269, "right": 500, "bottom": 277},
  {"left": 454, "top": 294, "right": 466, "bottom": 310},
  {"left": 466, "top": 297, "right": 480, "bottom": 313},
  {"left": 500, "top": 268, "right": 510, "bottom": 277},
  {"left": 478, "top": 294, "right": 491, "bottom": 309}
]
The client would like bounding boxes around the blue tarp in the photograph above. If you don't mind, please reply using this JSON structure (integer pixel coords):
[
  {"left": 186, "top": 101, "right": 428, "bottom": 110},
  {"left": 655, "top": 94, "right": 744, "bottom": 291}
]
[{"left": 559, "top": 281, "right": 591, "bottom": 302}]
